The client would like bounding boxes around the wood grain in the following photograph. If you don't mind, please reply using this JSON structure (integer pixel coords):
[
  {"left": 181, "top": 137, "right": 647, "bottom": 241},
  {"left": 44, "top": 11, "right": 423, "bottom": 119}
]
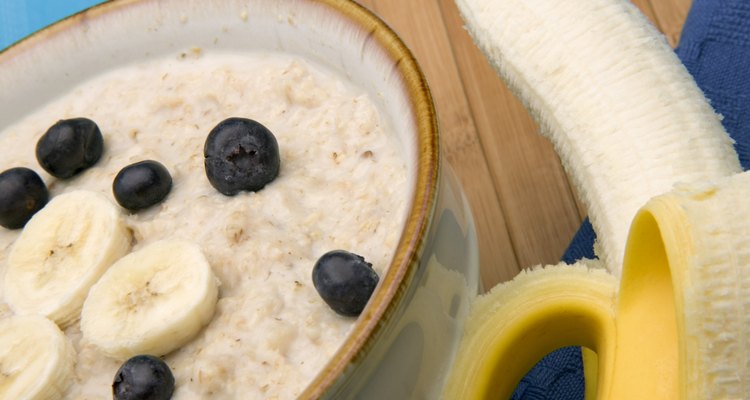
[
  {"left": 438, "top": 0, "right": 583, "bottom": 276},
  {"left": 358, "top": 0, "right": 692, "bottom": 290},
  {"left": 650, "top": 0, "right": 693, "bottom": 46},
  {"left": 362, "top": 0, "right": 521, "bottom": 286}
]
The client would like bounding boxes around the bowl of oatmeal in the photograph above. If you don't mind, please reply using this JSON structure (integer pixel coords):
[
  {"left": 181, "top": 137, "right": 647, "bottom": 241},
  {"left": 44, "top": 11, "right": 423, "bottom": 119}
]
[{"left": 0, "top": 0, "right": 480, "bottom": 398}]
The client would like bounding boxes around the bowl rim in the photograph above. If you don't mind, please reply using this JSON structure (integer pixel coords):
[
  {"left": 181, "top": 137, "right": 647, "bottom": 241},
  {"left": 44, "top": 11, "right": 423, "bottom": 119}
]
[
  {"left": 295, "top": 4, "right": 439, "bottom": 397},
  {"left": 0, "top": 0, "right": 440, "bottom": 397}
]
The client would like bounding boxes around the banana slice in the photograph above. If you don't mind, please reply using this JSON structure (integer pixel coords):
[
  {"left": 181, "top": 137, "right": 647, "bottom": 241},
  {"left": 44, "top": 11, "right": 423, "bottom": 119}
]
[
  {"left": 5, "top": 190, "right": 131, "bottom": 327},
  {"left": 0, "top": 315, "right": 76, "bottom": 400},
  {"left": 80, "top": 240, "right": 219, "bottom": 359}
]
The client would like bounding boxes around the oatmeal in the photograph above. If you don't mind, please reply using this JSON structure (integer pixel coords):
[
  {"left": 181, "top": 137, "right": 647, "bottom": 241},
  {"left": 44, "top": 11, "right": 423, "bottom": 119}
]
[{"left": 0, "top": 51, "right": 409, "bottom": 398}]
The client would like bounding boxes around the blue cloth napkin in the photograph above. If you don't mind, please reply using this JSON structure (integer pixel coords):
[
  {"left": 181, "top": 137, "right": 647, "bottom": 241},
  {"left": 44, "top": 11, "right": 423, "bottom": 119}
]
[{"left": 514, "top": 1, "right": 750, "bottom": 399}]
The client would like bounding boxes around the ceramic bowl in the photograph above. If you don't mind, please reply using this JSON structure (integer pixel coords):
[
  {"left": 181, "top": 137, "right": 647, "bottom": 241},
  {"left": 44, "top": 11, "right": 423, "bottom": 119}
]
[{"left": 0, "top": 0, "right": 480, "bottom": 397}]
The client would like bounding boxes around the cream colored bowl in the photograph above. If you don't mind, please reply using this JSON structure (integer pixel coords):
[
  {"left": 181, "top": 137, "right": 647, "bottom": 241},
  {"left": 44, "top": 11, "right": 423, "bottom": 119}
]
[{"left": 0, "top": 0, "right": 480, "bottom": 398}]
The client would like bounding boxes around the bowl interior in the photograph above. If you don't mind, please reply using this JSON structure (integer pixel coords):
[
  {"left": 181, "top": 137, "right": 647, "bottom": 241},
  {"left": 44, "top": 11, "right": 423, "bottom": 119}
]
[{"left": 1, "top": 0, "right": 419, "bottom": 169}]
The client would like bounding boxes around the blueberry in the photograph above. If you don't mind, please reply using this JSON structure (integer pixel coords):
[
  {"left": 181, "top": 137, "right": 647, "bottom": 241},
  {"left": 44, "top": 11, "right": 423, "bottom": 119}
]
[
  {"left": 312, "top": 250, "right": 380, "bottom": 317},
  {"left": 36, "top": 118, "right": 104, "bottom": 179},
  {"left": 113, "top": 355, "right": 175, "bottom": 400},
  {"left": 0, "top": 167, "right": 49, "bottom": 229},
  {"left": 204, "top": 118, "right": 280, "bottom": 196},
  {"left": 113, "top": 160, "right": 172, "bottom": 211}
]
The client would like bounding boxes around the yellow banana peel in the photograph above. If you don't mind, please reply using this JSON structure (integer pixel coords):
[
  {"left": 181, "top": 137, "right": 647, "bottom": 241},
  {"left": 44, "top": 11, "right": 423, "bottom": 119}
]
[{"left": 445, "top": 173, "right": 750, "bottom": 399}]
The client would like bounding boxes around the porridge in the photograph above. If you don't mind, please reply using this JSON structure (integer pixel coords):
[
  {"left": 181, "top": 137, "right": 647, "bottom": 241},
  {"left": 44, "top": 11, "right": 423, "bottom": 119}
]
[{"left": 0, "top": 51, "right": 409, "bottom": 398}]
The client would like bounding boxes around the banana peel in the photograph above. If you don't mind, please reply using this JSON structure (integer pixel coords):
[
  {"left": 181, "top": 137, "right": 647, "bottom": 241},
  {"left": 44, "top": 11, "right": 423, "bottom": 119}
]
[
  {"left": 443, "top": 261, "right": 617, "bottom": 399},
  {"left": 445, "top": 172, "right": 750, "bottom": 399}
]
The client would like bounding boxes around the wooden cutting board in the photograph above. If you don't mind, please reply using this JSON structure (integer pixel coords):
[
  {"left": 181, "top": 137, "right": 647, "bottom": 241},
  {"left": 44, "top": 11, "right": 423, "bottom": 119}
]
[{"left": 354, "top": 0, "right": 692, "bottom": 290}]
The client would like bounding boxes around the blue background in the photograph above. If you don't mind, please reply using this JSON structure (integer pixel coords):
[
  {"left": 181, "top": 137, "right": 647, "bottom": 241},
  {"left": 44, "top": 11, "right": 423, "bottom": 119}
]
[{"left": 0, "top": 0, "right": 106, "bottom": 49}]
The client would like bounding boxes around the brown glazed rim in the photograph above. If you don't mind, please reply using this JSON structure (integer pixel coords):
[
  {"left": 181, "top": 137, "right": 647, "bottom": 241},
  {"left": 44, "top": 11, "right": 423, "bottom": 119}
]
[
  {"left": 297, "top": 4, "right": 439, "bottom": 398},
  {"left": 0, "top": 0, "right": 439, "bottom": 398}
]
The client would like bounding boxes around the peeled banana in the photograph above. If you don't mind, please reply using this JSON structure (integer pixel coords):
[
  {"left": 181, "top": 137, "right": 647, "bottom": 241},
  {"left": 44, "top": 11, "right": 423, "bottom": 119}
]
[
  {"left": 80, "top": 239, "right": 219, "bottom": 359},
  {"left": 444, "top": 0, "right": 750, "bottom": 398},
  {"left": 4, "top": 190, "right": 131, "bottom": 327},
  {"left": 455, "top": 0, "right": 740, "bottom": 277}
]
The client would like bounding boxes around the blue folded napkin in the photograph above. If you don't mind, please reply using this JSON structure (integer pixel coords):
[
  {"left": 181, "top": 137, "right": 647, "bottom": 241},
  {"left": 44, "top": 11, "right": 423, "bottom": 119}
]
[{"left": 515, "top": 1, "right": 750, "bottom": 398}]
